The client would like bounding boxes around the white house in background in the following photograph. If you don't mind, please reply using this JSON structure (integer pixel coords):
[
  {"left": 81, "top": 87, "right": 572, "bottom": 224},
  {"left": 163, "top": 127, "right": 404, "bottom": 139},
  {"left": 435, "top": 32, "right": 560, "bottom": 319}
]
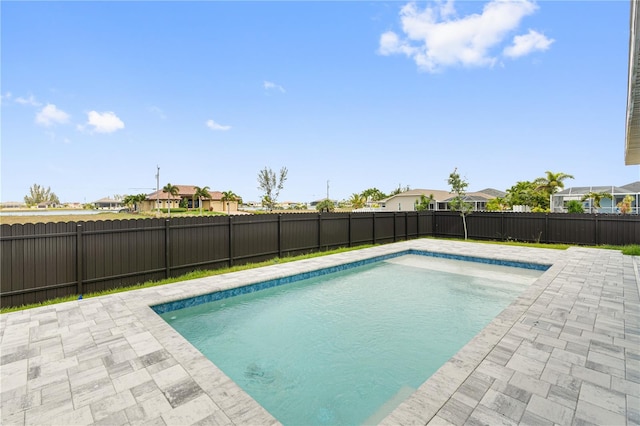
[
  {"left": 378, "top": 188, "right": 505, "bottom": 212},
  {"left": 93, "top": 197, "right": 124, "bottom": 210},
  {"left": 551, "top": 182, "right": 639, "bottom": 214}
]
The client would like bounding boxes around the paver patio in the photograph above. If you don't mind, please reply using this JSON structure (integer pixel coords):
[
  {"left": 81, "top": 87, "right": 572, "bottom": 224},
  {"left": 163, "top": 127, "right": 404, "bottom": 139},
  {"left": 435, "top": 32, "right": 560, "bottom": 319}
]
[{"left": 1, "top": 239, "right": 638, "bottom": 425}]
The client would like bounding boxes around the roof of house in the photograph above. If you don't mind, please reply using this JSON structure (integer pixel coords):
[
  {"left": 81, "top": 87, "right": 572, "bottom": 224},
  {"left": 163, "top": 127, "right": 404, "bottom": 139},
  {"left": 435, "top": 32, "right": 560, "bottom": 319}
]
[
  {"left": 145, "top": 185, "right": 225, "bottom": 201},
  {"left": 477, "top": 188, "right": 507, "bottom": 198},
  {"left": 381, "top": 189, "right": 453, "bottom": 202},
  {"left": 621, "top": 181, "right": 640, "bottom": 192},
  {"left": 382, "top": 188, "right": 502, "bottom": 203},
  {"left": 555, "top": 186, "right": 635, "bottom": 196},
  {"left": 94, "top": 197, "right": 122, "bottom": 203}
]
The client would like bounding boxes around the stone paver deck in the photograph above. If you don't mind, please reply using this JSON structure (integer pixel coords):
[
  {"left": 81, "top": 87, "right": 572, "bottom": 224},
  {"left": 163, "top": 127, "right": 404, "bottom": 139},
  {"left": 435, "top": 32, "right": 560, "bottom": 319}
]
[{"left": 1, "top": 239, "right": 638, "bottom": 425}]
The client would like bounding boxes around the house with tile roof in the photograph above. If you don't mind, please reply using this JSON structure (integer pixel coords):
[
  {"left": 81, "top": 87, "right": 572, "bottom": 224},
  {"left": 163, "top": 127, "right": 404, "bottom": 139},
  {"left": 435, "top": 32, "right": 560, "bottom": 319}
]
[{"left": 140, "top": 185, "right": 240, "bottom": 213}]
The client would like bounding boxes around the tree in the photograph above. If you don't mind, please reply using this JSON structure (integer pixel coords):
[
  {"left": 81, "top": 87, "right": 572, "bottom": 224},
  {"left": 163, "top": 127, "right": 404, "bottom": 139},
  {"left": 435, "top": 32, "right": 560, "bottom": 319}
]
[
  {"left": 448, "top": 168, "right": 473, "bottom": 240},
  {"left": 566, "top": 200, "right": 585, "bottom": 213},
  {"left": 505, "top": 181, "right": 548, "bottom": 211},
  {"left": 581, "top": 191, "right": 613, "bottom": 214},
  {"left": 534, "top": 171, "right": 574, "bottom": 211},
  {"left": 389, "top": 184, "right": 410, "bottom": 196},
  {"left": 257, "top": 166, "right": 288, "bottom": 211},
  {"left": 348, "top": 193, "right": 366, "bottom": 209},
  {"left": 122, "top": 193, "right": 148, "bottom": 212},
  {"left": 24, "top": 184, "right": 60, "bottom": 207},
  {"left": 486, "top": 197, "right": 509, "bottom": 212},
  {"left": 193, "top": 186, "right": 211, "bottom": 215},
  {"left": 617, "top": 195, "right": 634, "bottom": 214},
  {"left": 361, "top": 188, "right": 387, "bottom": 202},
  {"left": 162, "top": 183, "right": 179, "bottom": 216},
  {"left": 221, "top": 190, "right": 239, "bottom": 214},
  {"left": 415, "top": 194, "right": 434, "bottom": 211},
  {"left": 315, "top": 199, "right": 335, "bottom": 212}
]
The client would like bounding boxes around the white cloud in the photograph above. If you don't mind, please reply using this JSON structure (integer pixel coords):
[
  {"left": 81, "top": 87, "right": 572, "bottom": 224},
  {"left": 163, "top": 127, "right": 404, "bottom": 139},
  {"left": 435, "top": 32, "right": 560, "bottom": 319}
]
[
  {"left": 379, "top": 0, "right": 551, "bottom": 72},
  {"left": 206, "top": 119, "right": 231, "bottom": 131},
  {"left": 264, "top": 81, "right": 286, "bottom": 93},
  {"left": 16, "top": 94, "right": 41, "bottom": 106},
  {"left": 36, "top": 104, "right": 70, "bottom": 126},
  {"left": 85, "top": 111, "right": 125, "bottom": 133},
  {"left": 504, "top": 29, "right": 554, "bottom": 58}
]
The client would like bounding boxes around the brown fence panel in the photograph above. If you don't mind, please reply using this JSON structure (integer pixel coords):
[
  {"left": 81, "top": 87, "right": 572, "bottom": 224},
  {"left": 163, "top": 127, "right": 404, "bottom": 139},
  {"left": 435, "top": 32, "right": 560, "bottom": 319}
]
[
  {"left": 466, "top": 213, "right": 502, "bottom": 240},
  {"left": 232, "top": 215, "right": 279, "bottom": 264},
  {"left": 597, "top": 214, "right": 640, "bottom": 245},
  {"left": 375, "top": 212, "right": 395, "bottom": 244},
  {"left": 351, "top": 213, "right": 374, "bottom": 245},
  {"left": 433, "top": 211, "right": 464, "bottom": 238},
  {"left": 281, "top": 214, "right": 319, "bottom": 255},
  {"left": 502, "top": 213, "right": 547, "bottom": 242},
  {"left": 320, "top": 213, "right": 350, "bottom": 250},
  {"left": 406, "top": 212, "right": 419, "bottom": 239},
  {"left": 547, "top": 214, "right": 596, "bottom": 245},
  {"left": 170, "top": 216, "right": 230, "bottom": 277},
  {"left": 81, "top": 219, "right": 166, "bottom": 295},
  {"left": 0, "top": 222, "right": 77, "bottom": 307}
]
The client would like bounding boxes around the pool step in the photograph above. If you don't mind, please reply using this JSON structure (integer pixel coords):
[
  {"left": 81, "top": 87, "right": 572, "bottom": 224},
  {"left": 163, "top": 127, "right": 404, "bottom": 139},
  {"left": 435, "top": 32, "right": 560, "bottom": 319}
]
[{"left": 362, "top": 385, "right": 416, "bottom": 425}]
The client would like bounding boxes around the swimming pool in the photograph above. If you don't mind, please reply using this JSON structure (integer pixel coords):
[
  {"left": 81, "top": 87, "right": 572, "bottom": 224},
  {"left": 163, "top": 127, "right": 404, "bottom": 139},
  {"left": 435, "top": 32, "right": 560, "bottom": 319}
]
[{"left": 155, "top": 251, "right": 547, "bottom": 425}]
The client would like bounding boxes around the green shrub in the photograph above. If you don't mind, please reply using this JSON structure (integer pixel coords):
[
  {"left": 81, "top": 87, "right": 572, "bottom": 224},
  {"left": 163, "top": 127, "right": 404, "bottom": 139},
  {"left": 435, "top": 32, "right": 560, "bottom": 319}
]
[
  {"left": 566, "top": 200, "right": 584, "bottom": 213},
  {"left": 160, "top": 208, "right": 187, "bottom": 213}
]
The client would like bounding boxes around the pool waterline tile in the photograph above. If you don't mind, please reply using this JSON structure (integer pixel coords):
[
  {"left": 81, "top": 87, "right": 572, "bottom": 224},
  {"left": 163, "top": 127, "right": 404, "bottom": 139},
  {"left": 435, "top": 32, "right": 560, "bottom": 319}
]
[
  {"left": 150, "top": 248, "right": 550, "bottom": 315},
  {"left": 1, "top": 239, "right": 638, "bottom": 426}
]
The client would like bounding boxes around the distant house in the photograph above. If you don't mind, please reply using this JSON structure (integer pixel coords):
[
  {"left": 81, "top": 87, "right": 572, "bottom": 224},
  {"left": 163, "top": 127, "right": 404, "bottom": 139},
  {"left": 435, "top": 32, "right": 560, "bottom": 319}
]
[
  {"left": 0, "top": 201, "right": 26, "bottom": 209},
  {"left": 139, "top": 185, "right": 239, "bottom": 213},
  {"left": 94, "top": 198, "right": 124, "bottom": 210},
  {"left": 379, "top": 188, "right": 505, "bottom": 212},
  {"left": 551, "top": 182, "right": 639, "bottom": 214}
]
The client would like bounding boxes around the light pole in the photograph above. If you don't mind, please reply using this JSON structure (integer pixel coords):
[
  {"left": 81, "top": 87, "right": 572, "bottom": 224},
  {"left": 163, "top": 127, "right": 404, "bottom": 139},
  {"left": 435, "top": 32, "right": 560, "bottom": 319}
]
[{"left": 155, "top": 165, "right": 160, "bottom": 215}]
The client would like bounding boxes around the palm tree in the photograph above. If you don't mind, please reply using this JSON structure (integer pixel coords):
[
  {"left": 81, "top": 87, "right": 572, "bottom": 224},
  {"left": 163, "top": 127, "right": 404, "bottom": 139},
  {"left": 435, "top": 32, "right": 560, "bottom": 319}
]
[
  {"left": 221, "top": 190, "right": 239, "bottom": 214},
  {"left": 581, "top": 191, "right": 613, "bottom": 214},
  {"left": 193, "top": 186, "right": 211, "bottom": 215},
  {"left": 162, "top": 183, "right": 179, "bottom": 217},
  {"left": 534, "top": 171, "right": 574, "bottom": 211},
  {"left": 348, "top": 193, "right": 366, "bottom": 209},
  {"left": 315, "top": 199, "right": 335, "bottom": 212},
  {"left": 122, "top": 195, "right": 136, "bottom": 212}
]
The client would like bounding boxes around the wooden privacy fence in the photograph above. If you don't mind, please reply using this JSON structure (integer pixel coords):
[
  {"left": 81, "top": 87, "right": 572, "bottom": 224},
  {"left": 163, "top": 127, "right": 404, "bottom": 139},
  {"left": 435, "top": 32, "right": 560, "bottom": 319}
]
[{"left": 1, "top": 211, "right": 638, "bottom": 308}]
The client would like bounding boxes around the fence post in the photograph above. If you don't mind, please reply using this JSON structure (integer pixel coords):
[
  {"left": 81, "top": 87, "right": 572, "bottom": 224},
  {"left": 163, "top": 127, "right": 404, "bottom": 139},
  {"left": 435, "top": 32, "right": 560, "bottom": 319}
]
[
  {"left": 348, "top": 213, "right": 352, "bottom": 247},
  {"left": 545, "top": 214, "right": 549, "bottom": 243},
  {"left": 595, "top": 214, "right": 599, "bottom": 245},
  {"left": 165, "top": 219, "right": 171, "bottom": 278},
  {"left": 372, "top": 213, "right": 376, "bottom": 244},
  {"left": 278, "top": 214, "right": 283, "bottom": 258},
  {"left": 393, "top": 212, "right": 397, "bottom": 242},
  {"left": 318, "top": 213, "right": 322, "bottom": 250},
  {"left": 405, "top": 212, "right": 409, "bottom": 240},
  {"left": 76, "top": 224, "right": 83, "bottom": 296},
  {"left": 228, "top": 216, "right": 234, "bottom": 267},
  {"left": 432, "top": 210, "right": 436, "bottom": 236}
]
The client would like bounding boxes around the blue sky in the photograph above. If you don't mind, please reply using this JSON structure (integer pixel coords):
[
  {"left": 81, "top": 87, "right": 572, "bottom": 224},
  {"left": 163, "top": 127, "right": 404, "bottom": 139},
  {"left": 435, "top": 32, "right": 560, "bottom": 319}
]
[{"left": 2, "top": 0, "right": 638, "bottom": 204}]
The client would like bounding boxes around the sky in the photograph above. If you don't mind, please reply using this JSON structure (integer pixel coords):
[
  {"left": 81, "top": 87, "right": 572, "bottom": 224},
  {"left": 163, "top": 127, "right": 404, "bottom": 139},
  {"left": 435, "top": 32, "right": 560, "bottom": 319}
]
[{"left": 2, "top": 0, "right": 639, "bottom": 204}]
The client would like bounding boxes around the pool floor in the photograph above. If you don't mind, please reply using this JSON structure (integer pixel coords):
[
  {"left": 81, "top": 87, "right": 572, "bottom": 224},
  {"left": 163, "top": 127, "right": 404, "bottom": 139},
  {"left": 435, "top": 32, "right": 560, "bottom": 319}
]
[{"left": 1, "top": 240, "right": 638, "bottom": 426}]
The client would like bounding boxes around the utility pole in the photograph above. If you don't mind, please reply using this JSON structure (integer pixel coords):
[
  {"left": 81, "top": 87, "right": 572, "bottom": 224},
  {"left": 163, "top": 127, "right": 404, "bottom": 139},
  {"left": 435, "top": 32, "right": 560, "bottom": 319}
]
[
  {"left": 326, "top": 180, "right": 329, "bottom": 200},
  {"left": 156, "top": 165, "right": 160, "bottom": 214}
]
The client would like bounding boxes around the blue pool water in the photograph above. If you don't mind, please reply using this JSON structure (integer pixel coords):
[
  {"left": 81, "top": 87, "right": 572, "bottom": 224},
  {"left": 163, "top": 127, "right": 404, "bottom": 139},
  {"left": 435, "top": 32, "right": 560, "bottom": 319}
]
[{"left": 159, "top": 254, "right": 544, "bottom": 425}]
